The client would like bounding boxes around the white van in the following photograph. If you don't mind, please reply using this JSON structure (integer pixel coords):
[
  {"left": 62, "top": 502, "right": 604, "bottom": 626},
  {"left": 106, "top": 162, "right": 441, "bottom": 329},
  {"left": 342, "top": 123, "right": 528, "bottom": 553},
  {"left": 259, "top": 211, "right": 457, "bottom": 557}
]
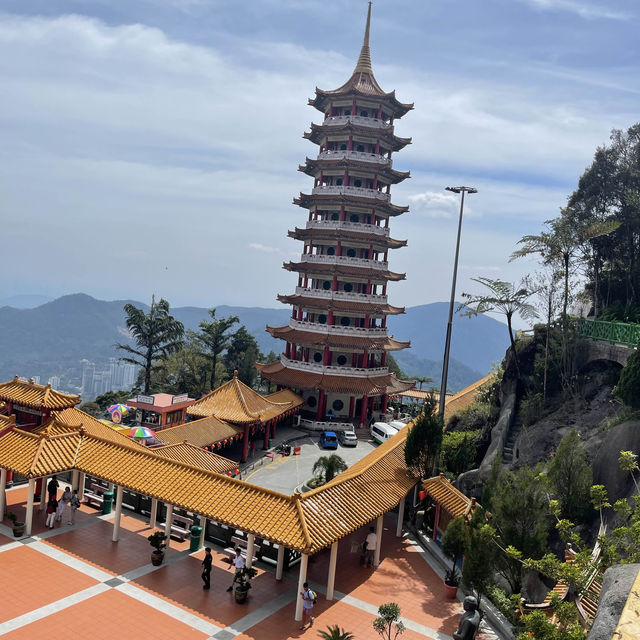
[
  {"left": 370, "top": 422, "right": 399, "bottom": 444},
  {"left": 389, "top": 420, "right": 409, "bottom": 431}
]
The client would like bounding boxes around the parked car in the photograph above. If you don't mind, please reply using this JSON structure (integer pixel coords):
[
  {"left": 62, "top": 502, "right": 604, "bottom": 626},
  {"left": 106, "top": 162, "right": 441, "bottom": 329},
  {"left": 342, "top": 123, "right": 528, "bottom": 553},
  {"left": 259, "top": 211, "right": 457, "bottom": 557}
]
[
  {"left": 338, "top": 428, "right": 358, "bottom": 447},
  {"left": 319, "top": 430, "right": 339, "bottom": 449},
  {"left": 370, "top": 422, "right": 399, "bottom": 445}
]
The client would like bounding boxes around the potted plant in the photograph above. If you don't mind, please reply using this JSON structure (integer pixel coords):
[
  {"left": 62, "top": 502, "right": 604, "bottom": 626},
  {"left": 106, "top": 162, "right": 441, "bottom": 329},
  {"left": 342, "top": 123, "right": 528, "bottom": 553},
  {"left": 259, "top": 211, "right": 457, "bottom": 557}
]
[
  {"left": 7, "top": 512, "right": 25, "bottom": 538},
  {"left": 441, "top": 516, "right": 468, "bottom": 599},
  {"left": 234, "top": 566, "right": 258, "bottom": 603},
  {"left": 147, "top": 530, "right": 167, "bottom": 566}
]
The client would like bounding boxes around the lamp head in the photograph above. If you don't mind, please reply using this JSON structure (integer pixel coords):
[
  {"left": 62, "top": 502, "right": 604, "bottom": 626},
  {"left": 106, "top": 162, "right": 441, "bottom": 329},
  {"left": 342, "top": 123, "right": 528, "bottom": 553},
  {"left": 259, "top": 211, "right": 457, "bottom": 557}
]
[{"left": 446, "top": 186, "right": 478, "bottom": 194}]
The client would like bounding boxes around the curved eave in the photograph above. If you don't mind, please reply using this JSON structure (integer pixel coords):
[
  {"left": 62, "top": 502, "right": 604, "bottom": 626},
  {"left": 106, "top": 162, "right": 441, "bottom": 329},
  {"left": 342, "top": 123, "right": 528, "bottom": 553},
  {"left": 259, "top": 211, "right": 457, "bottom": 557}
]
[
  {"left": 283, "top": 261, "right": 406, "bottom": 282},
  {"left": 288, "top": 228, "right": 407, "bottom": 249},
  {"left": 304, "top": 123, "right": 411, "bottom": 151},
  {"left": 266, "top": 325, "right": 410, "bottom": 351},
  {"left": 258, "top": 361, "right": 415, "bottom": 396},
  {"left": 299, "top": 159, "right": 410, "bottom": 184},
  {"left": 277, "top": 294, "right": 405, "bottom": 316},
  {"left": 308, "top": 86, "right": 413, "bottom": 118},
  {"left": 294, "top": 194, "right": 409, "bottom": 216}
]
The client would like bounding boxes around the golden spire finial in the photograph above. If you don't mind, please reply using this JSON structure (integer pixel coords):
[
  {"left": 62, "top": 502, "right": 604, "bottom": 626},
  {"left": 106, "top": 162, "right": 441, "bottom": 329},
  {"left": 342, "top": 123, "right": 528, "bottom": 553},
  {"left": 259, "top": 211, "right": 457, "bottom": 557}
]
[{"left": 353, "top": 1, "right": 373, "bottom": 74}]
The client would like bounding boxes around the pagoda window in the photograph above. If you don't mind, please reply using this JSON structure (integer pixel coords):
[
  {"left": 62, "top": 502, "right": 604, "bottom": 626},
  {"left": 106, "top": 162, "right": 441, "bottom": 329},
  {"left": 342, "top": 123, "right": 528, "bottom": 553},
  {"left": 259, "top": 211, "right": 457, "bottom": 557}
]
[
  {"left": 331, "top": 212, "right": 339, "bottom": 220},
  {"left": 354, "top": 179, "right": 362, "bottom": 187},
  {"left": 332, "top": 399, "right": 344, "bottom": 411},
  {"left": 344, "top": 109, "right": 351, "bottom": 116},
  {"left": 313, "top": 352, "right": 323, "bottom": 363},
  {"left": 307, "top": 395, "right": 317, "bottom": 408},
  {"left": 336, "top": 355, "right": 347, "bottom": 366},
  {"left": 360, "top": 110, "right": 369, "bottom": 117},
  {"left": 322, "top": 280, "right": 331, "bottom": 290},
  {"left": 340, "top": 316, "right": 351, "bottom": 327},
  {"left": 340, "top": 143, "right": 347, "bottom": 150},
  {"left": 349, "top": 214, "right": 359, "bottom": 223},
  {"left": 343, "top": 282, "right": 353, "bottom": 292},
  {"left": 356, "top": 144, "right": 365, "bottom": 152},
  {"left": 346, "top": 248, "right": 356, "bottom": 258},
  {"left": 327, "top": 246, "right": 335, "bottom": 256},
  {"left": 335, "top": 178, "right": 343, "bottom": 186},
  {"left": 318, "top": 314, "right": 327, "bottom": 324}
]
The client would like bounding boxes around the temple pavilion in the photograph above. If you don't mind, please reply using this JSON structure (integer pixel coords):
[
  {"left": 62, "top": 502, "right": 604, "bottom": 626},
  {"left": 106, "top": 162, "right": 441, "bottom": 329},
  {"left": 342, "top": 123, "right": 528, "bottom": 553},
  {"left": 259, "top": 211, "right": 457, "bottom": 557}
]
[{"left": 258, "top": 3, "right": 415, "bottom": 428}]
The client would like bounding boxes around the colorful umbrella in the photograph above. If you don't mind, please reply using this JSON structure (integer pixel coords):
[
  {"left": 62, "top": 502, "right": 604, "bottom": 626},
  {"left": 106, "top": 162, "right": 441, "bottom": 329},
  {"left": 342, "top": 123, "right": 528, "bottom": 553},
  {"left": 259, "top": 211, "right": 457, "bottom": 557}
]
[
  {"left": 129, "top": 426, "right": 156, "bottom": 439},
  {"left": 107, "top": 404, "right": 131, "bottom": 424}
]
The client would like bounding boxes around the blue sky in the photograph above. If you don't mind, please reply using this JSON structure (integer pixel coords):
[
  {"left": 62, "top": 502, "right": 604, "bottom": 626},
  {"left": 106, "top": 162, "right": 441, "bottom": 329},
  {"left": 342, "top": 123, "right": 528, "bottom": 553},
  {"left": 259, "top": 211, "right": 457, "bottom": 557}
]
[{"left": 1, "top": 0, "right": 638, "bottom": 319}]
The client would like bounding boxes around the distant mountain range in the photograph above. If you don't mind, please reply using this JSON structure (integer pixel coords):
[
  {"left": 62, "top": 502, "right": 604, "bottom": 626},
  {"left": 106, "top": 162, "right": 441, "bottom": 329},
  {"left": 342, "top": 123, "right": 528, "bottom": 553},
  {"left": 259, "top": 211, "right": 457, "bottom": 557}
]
[{"left": 0, "top": 293, "right": 509, "bottom": 393}]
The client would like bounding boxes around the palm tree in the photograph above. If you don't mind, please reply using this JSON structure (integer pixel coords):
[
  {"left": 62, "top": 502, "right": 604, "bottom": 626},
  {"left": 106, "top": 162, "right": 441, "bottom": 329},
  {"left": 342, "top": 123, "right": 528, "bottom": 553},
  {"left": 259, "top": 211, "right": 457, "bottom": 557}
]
[
  {"left": 458, "top": 278, "right": 538, "bottom": 376},
  {"left": 411, "top": 376, "right": 432, "bottom": 390},
  {"left": 318, "top": 625, "right": 355, "bottom": 640},
  {"left": 117, "top": 296, "right": 184, "bottom": 394},
  {"left": 194, "top": 308, "right": 239, "bottom": 391},
  {"left": 313, "top": 454, "right": 348, "bottom": 484}
]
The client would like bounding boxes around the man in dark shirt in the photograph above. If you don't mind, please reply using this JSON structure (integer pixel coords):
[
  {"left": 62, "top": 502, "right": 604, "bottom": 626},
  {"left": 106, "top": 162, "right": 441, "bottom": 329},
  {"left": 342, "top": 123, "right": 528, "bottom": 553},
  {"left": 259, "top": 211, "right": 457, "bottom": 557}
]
[
  {"left": 47, "top": 476, "right": 59, "bottom": 501},
  {"left": 201, "top": 547, "right": 212, "bottom": 589}
]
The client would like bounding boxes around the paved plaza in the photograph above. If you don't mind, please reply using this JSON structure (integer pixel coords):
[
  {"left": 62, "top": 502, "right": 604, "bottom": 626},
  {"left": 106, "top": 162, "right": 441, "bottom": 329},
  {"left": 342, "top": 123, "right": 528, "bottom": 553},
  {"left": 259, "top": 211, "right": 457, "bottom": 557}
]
[{"left": 0, "top": 484, "right": 498, "bottom": 640}]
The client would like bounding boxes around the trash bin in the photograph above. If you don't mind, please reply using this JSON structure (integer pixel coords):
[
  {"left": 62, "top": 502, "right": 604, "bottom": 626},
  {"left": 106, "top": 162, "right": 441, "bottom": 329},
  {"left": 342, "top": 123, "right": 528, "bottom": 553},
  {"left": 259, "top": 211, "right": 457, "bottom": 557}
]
[
  {"left": 190, "top": 525, "right": 203, "bottom": 552},
  {"left": 268, "top": 438, "right": 273, "bottom": 449},
  {"left": 102, "top": 491, "right": 114, "bottom": 515}
]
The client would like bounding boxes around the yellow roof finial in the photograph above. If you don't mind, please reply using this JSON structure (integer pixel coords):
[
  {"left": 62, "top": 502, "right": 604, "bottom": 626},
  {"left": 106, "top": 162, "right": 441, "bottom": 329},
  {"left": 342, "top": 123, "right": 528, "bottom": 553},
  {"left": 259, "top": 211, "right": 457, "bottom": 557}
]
[{"left": 354, "top": 1, "right": 373, "bottom": 74}]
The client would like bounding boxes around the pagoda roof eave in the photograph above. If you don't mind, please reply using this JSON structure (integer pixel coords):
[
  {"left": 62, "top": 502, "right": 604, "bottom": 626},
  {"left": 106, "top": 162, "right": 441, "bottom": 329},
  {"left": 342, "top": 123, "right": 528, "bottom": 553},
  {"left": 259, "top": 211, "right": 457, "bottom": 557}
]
[
  {"left": 283, "top": 261, "right": 406, "bottom": 282},
  {"left": 308, "top": 87, "right": 413, "bottom": 118},
  {"left": 276, "top": 294, "right": 405, "bottom": 316},
  {"left": 288, "top": 227, "right": 407, "bottom": 249},
  {"left": 266, "top": 324, "right": 410, "bottom": 351},
  {"left": 0, "top": 376, "right": 80, "bottom": 411},
  {"left": 304, "top": 123, "right": 411, "bottom": 151},
  {"left": 294, "top": 194, "right": 409, "bottom": 216},
  {"left": 298, "top": 159, "right": 410, "bottom": 184}
]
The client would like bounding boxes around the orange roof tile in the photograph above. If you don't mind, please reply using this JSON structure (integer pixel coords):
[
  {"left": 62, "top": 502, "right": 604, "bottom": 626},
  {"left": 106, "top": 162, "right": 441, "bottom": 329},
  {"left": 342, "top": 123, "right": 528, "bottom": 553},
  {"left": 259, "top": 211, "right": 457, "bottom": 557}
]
[
  {"left": 187, "top": 372, "right": 302, "bottom": 423},
  {"left": 0, "top": 376, "right": 80, "bottom": 410},
  {"left": 157, "top": 415, "right": 242, "bottom": 447},
  {"left": 438, "top": 374, "right": 494, "bottom": 422},
  {"left": 151, "top": 442, "right": 237, "bottom": 474},
  {"left": 267, "top": 325, "right": 409, "bottom": 351},
  {"left": 422, "top": 474, "right": 477, "bottom": 519}
]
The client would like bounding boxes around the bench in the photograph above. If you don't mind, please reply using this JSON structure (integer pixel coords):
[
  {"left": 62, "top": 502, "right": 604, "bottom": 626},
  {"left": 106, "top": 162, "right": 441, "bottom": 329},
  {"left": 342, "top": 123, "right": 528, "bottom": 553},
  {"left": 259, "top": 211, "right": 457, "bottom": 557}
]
[
  {"left": 167, "top": 514, "right": 193, "bottom": 542},
  {"left": 84, "top": 482, "right": 107, "bottom": 509},
  {"left": 224, "top": 535, "right": 262, "bottom": 562}
]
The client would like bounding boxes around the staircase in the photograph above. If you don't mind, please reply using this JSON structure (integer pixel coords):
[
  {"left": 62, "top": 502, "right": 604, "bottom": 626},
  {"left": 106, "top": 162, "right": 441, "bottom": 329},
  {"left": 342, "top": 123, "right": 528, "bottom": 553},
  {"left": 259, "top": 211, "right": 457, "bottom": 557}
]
[{"left": 503, "top": 405, "right": 523, "bottom": 464}]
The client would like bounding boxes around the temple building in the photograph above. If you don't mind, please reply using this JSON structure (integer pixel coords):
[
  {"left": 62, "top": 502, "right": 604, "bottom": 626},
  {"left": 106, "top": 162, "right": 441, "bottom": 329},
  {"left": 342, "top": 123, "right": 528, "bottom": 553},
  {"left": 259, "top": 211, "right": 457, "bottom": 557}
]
[{"left": 258, "top": 3, "right": 414, "bottom": 427}]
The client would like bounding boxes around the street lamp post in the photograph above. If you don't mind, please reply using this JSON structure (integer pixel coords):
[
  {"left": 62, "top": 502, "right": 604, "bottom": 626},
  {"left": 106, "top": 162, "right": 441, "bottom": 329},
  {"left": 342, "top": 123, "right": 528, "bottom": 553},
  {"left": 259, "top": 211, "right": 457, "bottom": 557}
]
[{"left": 438, "top": 186, "right": 477, "bottom": 419}]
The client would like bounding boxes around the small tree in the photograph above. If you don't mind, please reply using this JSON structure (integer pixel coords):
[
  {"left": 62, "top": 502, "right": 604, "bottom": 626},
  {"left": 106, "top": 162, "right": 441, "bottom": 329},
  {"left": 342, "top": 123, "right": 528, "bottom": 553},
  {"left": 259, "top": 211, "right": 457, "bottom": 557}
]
[
  {"left": 615, "top": 348, "right": 640, "bottom": 408},
  {"left": 79, "top": 402, "right": 101, "bottom": 417},
  {"left": 548, "top": 429, "right": 592, "bottom": 523},
  {"left": 318, "top": 625, "right": 355, "bottom": 640},
  {"left": 225, "top": 326, "right": 260, "bottom": 387},
  {"left": 441, "top": 516, "right": 468, "bottom": 586},
  {"left": 313, "top": 454, "right": 348, "bottom": 484},
  {"left": 404, "top": 395, "right": 443, "bottom": 478},
  {"left": 373, "top": 602, "right": 405, "bottom": 640},
  {"left": 458, "top": 277, "right": 538, "bottom": 376},
  {"left": 117, "top": 296, "right": 184, "bottom": 394},
  {"left": 462, "top": 508, "right": 497, "bottom": 609}
]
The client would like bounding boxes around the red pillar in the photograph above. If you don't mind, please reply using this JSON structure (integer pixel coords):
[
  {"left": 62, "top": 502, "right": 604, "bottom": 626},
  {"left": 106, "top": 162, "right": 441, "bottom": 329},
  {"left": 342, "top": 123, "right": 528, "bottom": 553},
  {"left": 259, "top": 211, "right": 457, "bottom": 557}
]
[
  {"left": 349, "top": 396, "right": 355, "bottom": 419},
  {"left": 263, "top": 422, "right": 270, "bottom": 449},
  {"left": 241, "top": 424, "right": 250, "bottom": 462},
  {"left": 382, "top": 394, "right": 389, "bottom": 413},
  {"left": 433, "top": 504, "right": 440, "bottom": 541},
  {"left": 360, "top": 395, "right": 368, "bottom": 427}
]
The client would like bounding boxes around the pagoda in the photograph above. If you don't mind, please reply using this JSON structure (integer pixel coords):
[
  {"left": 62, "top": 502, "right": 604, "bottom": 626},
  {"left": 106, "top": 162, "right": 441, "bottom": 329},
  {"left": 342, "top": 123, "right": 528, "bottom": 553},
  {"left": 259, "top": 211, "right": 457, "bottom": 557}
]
[{"left": 258, "top": 3, "right": 415, "bottom": 428}]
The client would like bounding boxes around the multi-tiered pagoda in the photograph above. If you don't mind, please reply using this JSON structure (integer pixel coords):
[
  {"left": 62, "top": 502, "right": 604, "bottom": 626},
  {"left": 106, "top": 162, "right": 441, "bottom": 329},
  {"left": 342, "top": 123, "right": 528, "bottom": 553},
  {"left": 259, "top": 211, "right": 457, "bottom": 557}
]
[{"left": 258, "top": 4, "right": 414, "bottom": 428}]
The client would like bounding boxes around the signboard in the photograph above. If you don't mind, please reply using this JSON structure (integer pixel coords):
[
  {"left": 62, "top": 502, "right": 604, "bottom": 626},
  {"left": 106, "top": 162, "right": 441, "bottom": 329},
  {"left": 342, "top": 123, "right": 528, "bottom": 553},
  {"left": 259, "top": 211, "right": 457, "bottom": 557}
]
[
  {"left": 136, "top": 394, "right": 155, "bottom": 405},
  {"left": 172, "top": 394, "right": 189, "bottom": 405}
]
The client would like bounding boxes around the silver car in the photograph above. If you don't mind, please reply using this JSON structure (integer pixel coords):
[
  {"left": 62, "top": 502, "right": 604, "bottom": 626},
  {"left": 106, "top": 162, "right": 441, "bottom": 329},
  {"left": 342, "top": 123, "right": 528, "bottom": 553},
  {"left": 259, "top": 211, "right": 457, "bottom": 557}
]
[{"left": 338, "top": 429, "right": 358, "bottom": 447}]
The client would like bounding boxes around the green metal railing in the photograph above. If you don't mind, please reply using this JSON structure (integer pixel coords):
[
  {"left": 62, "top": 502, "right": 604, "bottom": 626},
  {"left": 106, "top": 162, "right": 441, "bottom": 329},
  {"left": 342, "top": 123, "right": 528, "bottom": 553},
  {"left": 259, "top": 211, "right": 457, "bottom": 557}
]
[{"left": 577, "top": 318, "right": 640, "bottom": 348}]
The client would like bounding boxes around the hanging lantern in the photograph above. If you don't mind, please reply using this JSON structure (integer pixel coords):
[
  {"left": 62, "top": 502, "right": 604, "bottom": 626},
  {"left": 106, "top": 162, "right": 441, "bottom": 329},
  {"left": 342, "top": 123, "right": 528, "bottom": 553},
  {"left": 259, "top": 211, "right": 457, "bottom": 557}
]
[
  {"left": 226, "top": 471, "right": 232, "bottom": 476},
  {"left": 234, "top": 468, "right": 240, "bottom": 475},
  {"left": 418, "top": 490, "right": 427, "bottom": 501}
]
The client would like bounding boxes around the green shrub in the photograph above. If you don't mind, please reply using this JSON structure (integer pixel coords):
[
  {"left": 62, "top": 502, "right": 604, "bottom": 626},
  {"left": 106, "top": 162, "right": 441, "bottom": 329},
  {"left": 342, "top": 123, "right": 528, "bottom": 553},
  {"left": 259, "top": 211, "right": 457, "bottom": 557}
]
[
  {"left": 615, "top": 348, "right": 640, "bottom": 408},
  {"left": 485, "top": 584, "right": 519, "bottom": 625},
  {"left": 520, "top": 392, "right": 544, "bottom": 427},
  {"left": 441, "top": 430, "right": 480, "bottom": 475}
]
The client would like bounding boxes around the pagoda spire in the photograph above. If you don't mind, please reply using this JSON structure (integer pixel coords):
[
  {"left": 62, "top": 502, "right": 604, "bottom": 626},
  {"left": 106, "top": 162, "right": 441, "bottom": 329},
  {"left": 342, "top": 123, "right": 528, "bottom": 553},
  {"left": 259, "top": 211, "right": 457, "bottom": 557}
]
[{"left": 353, "top": 1, "right": 373, "bottom": 74}]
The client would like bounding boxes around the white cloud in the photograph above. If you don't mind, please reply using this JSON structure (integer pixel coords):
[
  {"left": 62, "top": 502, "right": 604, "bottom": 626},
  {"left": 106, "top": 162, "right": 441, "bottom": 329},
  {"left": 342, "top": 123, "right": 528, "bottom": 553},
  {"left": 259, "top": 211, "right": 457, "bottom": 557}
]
[
  {"left": 517, "top": 0, "right": 628, "bottom": 20},
  {"left": 248, "top": 243, "right": 281, "bottom": 253},
  {"left": 408, "top": 191, "right": 459, "bottom": 219}
]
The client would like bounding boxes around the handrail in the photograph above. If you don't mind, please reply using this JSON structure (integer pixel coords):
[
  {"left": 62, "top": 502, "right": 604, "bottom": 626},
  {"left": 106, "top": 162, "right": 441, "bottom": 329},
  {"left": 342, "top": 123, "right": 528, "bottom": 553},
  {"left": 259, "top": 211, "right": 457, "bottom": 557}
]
[{"left": 577, "top": 318, "right": 640, "bottom": 348}]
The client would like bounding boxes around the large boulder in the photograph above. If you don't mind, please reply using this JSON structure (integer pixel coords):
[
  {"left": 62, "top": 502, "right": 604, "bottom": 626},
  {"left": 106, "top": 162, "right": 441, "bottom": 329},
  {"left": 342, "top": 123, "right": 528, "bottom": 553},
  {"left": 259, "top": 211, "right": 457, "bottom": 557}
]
[{"left": 587, "top": 564, "right": 639, "bottom": 640}]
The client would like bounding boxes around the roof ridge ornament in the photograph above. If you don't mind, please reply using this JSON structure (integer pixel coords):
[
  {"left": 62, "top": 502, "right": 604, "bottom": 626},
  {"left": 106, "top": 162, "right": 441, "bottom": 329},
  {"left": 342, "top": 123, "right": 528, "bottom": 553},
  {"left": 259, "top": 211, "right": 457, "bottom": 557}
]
[{"left": 353, "top": 1, "right": 373, "bottom": 74}]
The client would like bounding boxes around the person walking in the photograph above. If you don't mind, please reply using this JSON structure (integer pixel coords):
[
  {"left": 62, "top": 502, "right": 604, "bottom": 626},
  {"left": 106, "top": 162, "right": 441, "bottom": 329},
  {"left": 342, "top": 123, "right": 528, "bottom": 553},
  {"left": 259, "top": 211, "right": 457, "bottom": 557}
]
[
  {"left": 299, "top": 582, "right": 316, "bottom": 630},
  {"left": 202, "top": 547, "right": 212, "bottom": 589},
  {"left": 57, "top": 486, "right": 72, "bottom": 523},
  {"left": 68, "top": 489, "right": 80, "bottom": 525},
  {"left": 364, "top": 526, "right": 377, "bottom": 568},
  {"left": 226, "top": 548, "right": 245, "bottom": 592},
  {"left": 45, "top": 495, "right": 58, "bottom": 529},
  {"left": 47, "top": 476, "right": 59, "bottom": 501}
]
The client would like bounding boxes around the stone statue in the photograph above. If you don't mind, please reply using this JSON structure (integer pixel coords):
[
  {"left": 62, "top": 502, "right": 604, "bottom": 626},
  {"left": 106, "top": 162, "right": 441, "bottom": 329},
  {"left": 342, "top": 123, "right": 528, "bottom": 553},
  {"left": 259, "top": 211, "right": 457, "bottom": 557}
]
[{"left": 453, "top": 596, "right": 481, "bottom": 640}]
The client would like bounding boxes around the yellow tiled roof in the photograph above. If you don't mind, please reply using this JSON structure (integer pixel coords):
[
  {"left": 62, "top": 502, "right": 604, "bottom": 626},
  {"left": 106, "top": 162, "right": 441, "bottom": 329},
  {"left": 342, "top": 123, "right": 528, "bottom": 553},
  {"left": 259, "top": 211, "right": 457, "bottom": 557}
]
[
  {"left": 422, "top": 474, "right": 476, "bottom": 519},
  {"left": 0, "top": 376, "right": 80, "bottom": 410},
  {"left": 0, "top": 416, "right": 417, "bottom": 553},
  {"left": 187, "top": 372, "right": 302, "bottom": 423},
  {"left": 0, "top": 414, "right": 16, "bottom": 430},
  {"left": 152, "top": 442, "right": 237, "bottom": 475},
  {"left": 157, "top": 415, "right": 242, "bottom": 447}
]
